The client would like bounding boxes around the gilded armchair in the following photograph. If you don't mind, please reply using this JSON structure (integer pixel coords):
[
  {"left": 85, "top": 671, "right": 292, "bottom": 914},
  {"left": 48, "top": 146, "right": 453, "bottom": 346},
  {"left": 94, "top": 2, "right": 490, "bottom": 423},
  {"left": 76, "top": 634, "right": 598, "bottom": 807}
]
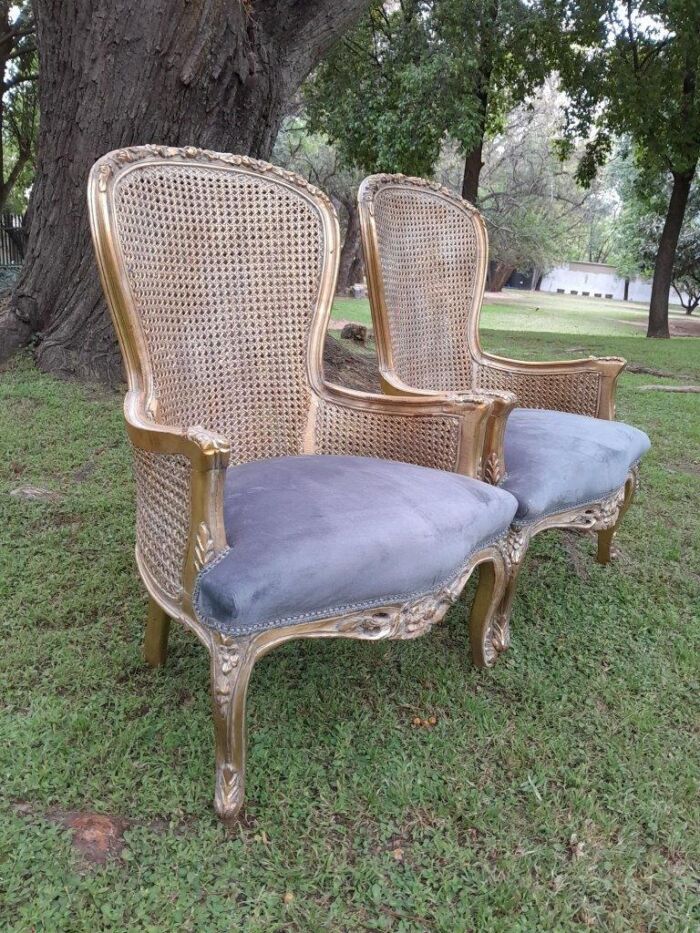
[
  {"left": 358, "top": 174, "right": 650, "bottom": 653},
  {"left": 88, "top": 147, "right": 520, "bottom": 823}
]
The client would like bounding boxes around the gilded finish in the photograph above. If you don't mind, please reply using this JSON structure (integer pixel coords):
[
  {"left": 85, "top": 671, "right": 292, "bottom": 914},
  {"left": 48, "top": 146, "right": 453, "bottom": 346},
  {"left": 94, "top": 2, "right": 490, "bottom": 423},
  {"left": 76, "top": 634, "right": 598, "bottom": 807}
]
[
  {"left": 358, "top": 172, "right": 626, "bottom": 427},
  {"left": 87, "top": 146, "right": 516, "bottom": 824},
  {"left": 358, "top": 173, "right": 642, "bottom": 653}
]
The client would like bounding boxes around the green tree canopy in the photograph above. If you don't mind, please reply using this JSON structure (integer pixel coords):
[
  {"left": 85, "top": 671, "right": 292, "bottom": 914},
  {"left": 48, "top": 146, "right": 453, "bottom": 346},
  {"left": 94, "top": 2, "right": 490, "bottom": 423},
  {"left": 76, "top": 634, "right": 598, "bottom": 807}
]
[
  {"left": 304, "top": 0, "right": 548, "bottom": 201},
  {"left": 538, "top": 0, "right": 700, "bottom": 335}
]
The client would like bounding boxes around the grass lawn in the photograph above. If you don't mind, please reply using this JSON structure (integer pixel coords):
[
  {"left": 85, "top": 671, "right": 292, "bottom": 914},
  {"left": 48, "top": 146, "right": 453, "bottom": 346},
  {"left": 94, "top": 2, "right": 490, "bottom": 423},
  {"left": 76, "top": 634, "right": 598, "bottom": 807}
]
[
  {"left": 1, "top": 316, "right": 699, "bottom": 929},
  {"left": 332, "top": 289, "right": 696, "bottom": 338}
]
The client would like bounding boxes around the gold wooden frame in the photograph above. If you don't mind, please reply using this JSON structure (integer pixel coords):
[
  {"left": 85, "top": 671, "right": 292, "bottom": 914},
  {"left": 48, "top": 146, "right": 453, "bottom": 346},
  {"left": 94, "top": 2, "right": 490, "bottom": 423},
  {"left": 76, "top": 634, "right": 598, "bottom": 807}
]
[
  {"left": 87, "top": 146, "right": 515, "bottom": 824},
  {"left": 358, "top": 173, "right": 640, "bottom": 659}
]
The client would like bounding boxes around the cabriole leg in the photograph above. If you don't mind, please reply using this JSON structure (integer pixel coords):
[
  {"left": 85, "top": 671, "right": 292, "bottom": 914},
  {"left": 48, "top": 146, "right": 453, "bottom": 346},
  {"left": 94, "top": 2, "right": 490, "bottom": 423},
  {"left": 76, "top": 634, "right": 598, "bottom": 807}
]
[
  {"left": 596, "top": 475, "right": 636, "bottom": 565},
  {"left": 210, "top": 633, "right": 256, "bottom": 825},
  {"left": 469, "top": 553, "right": 508, "bottom": 668},
  {"left": 143, "top": 597, "right": 170, "bottom": 668}
]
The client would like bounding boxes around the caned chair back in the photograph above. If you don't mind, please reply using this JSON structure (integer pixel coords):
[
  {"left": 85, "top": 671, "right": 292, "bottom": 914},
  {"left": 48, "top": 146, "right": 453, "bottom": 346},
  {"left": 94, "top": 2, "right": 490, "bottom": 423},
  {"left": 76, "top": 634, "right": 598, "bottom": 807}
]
[
  {"left": 358, "top": 175, "right": 487, "bottom": 393},
  {"left": 88, "top": 146, "right": 339, "bottom": 465}
]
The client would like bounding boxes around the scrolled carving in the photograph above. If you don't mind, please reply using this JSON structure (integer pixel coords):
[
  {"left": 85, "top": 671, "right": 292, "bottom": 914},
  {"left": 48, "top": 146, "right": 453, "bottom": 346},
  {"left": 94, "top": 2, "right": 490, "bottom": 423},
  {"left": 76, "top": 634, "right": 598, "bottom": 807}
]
[
  {"left": 194, "top": 522, "right": 215, "bottom": 572},
  {"left": 95, "top": 145, "right": 337, "bottom": 214},
  {"left": 215, "top": 763, "right": 244, "bottom": 819},
  {"left": 338, "top": 562, "right": 475, "bottom": 642},
  {"left": 498, "top": 528, "right": 529, "bottom": 572},
  {"left": 211, "top": 633, "right": 241, "bottom": 713},
  {"left": 481, "top": 612, "right": 511, "bottom": 667},
  {"left": 186, "top": 425, "right": 231, "bottom": 467},
  {"left": 97, "top": 163, "right": 112, "bottom": 192},
  {"left": 568, "top": 486, "right": 626, "bottom": 532},
  {"left": 362, "top": 172, "right": 482, "bottom": 215},
  {"left": 483, "top": 451, "right": 502, "bottom": 486}
]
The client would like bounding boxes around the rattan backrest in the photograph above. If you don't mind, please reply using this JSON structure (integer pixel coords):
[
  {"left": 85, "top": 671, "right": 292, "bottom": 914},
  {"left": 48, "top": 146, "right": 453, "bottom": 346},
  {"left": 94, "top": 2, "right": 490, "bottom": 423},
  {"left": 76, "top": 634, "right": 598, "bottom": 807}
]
[
  {"left": 89, "top": 146, "right": 338, "bottom": 464},
  {"left": 359, "top": 175, "right": 487, "bottom": 392}
]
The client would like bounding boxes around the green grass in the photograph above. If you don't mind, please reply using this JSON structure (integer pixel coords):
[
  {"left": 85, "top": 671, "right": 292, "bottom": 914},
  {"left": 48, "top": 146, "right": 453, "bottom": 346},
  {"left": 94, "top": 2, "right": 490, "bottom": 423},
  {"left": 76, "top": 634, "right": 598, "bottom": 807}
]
[
  {"left": 1, "top": 320, "right": 699, "bottom": 930},
  {"left": 332, "top": 289, "right": 696, "bottom": 338}
]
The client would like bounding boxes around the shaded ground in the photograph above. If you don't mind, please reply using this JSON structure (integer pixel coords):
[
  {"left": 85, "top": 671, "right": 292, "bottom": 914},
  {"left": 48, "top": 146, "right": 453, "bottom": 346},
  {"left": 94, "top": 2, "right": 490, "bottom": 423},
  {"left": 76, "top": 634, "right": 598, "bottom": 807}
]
[
  {"left": 323, "top": 333, "right": 379, "bottom": 392},
  {"left": 624, "top": 315, "right": 700, "bottom": 337}
]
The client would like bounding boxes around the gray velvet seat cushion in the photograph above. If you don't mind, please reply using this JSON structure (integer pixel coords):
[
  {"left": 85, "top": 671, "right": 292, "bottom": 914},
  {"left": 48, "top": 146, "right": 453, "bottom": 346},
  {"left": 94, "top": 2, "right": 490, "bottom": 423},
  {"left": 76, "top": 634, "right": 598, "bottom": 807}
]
[
  {"left": 195, "top": 455, "right": 518, "bottom": 635},
  {"left": 502, "top": 409, "right": 651, "bottom": 525}
]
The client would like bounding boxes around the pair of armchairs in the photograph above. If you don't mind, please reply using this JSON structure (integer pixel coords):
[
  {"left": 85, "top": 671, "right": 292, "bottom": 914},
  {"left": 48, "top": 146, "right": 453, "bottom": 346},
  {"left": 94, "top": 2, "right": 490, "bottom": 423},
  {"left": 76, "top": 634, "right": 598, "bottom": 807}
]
[{"left": 88, "top": 147, "right": 648, "bottom": 824}]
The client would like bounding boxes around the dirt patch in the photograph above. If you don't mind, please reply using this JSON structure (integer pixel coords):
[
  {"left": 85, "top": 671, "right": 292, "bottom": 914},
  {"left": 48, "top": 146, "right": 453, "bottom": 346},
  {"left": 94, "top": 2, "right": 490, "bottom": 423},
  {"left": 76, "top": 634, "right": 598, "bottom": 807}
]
[
  {"left": 10, "top": 484, "right": 60, "bottom": 503},
  {"left": 323, "top": 335, "right": 380, "bottom": 393},
  {"left": 13, "top": 803, "right": 129, "bottom": 864},
  {"left": 559, "top": 531, "right": 593, "bottom": 581},
  {"left": 11, "top": 802, "right": 182, "bottom": 866},
  {"left": 638, "top": 384, "right": 700, "bottom": 393},
  {"left": 623, "top": 316, "right": 700, "bottom": 336}
]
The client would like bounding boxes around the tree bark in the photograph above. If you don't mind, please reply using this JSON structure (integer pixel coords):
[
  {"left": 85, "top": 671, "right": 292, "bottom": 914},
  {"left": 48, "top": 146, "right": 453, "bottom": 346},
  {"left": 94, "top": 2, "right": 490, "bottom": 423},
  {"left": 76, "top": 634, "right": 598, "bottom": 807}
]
[
  {"left": 486, "top": 260, "right": 513, "bottom": 292},
  {"left": 461, "top": 141, "right": 483, "bottom": 205},
  {"left": 0, "top": 0, "right": 370, "bottom": 381},
  {"left": 647, "top": 168, "right": 695, "bottom": 338},
  {"left": 336, "top": 200, "right": 361, "bottom": 295},
  {"left": 460, "top": 0, "right": 497, "bottom": 205}
]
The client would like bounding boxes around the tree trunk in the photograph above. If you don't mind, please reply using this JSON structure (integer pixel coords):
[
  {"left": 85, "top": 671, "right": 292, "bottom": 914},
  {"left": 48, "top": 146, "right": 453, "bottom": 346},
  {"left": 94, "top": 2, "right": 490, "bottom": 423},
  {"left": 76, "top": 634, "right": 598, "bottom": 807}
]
[
  {"left": 461, "top": 141, "right": 483, "bottom": 205},
  {"left": 647, "top": 169, "right": 695, "bottom": 338},
  {"left": 0, "top": 0, "right": 370, "bottom": 382},
  {"left": 486, "top": 260, "right": 514, "bottom": 292},
  {"left": 336, "top": 201, "right": 361, "bottom": 295},
  {"left": 348, "top": 248, "right": 364, "bottom": 289}
]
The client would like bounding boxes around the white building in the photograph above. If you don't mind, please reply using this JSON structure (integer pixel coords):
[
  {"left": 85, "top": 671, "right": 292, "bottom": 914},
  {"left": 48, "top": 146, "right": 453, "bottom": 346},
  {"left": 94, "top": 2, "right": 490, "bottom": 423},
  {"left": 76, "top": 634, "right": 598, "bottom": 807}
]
[{"left": 539, "top": 260, "right": 688, "bottom": 305}]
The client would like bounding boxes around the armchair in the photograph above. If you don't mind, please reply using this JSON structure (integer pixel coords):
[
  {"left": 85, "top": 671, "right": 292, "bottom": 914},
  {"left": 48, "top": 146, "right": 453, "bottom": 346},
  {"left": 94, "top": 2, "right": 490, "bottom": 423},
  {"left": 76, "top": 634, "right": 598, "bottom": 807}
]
[
  {"left": 88, "top": 147, "right": 519, "bottom": 823},
  {"left": 358, "top": 173, "right": 650, "bottom": 650}
]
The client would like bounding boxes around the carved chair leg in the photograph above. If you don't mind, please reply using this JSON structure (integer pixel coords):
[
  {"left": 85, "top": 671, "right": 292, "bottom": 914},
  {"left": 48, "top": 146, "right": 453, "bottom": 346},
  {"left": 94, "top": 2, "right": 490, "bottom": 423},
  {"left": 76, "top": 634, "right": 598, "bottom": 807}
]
[
  {"left": 469, "top": 554, "right": 508, "bottom": 668},
  {"left": 143, "top": 597, "right": 170, "bottom": 668},
  {"left": 596, "top": 475, "right": 636, "bottom": 565},
  {"left": 210, "top": 633, "right": 256, "bottom": 825}
]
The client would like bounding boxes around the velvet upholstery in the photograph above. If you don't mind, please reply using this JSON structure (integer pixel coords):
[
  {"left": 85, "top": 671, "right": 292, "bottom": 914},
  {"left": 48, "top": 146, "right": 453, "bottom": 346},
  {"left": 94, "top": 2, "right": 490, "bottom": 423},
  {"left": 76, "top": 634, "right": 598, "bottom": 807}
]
[
  {"left": 195, "top": 455, "right": 518, "bottom": 635},
  {"left": 502, "top": 409, "right": 651, "bottom": 525}
]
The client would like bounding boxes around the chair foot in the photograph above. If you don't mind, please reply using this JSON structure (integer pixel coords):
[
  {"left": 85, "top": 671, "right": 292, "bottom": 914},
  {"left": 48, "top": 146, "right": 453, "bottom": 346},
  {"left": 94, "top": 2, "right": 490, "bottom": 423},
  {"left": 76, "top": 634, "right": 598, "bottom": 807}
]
[
  {"left": 595, "top": 474, "right": 637, "bottom": 565},
  {"left": 210, "top": 633, "right": 255, "bottom": 824},
  {"left": 469, "top": 553, "right": 510, "bottom": 668},
  {"left": 596, "top": 528, "right": 615, "bottom": 564},
  {"left": 143, "top": 597, "right": 170, "bottom": 667}
]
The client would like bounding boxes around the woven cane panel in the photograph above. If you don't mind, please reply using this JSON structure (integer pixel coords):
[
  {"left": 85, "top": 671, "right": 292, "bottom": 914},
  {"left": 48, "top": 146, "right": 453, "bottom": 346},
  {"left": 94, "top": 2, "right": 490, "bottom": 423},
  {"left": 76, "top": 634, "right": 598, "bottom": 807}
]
[
  {"left": 372, "top": 186, "right": 482, "bottom": 392},
  {"left": 132, "top": 446, "right": 191, "bottom": 599},
  {"left": 475, "top": 365, "right": 600, "bottom": 416},
  {"left": 314, "top": 400, "right": 461, "bottom": 471},
  {"left": 113, "top": 164, "right": 324, "bottom": 463}
]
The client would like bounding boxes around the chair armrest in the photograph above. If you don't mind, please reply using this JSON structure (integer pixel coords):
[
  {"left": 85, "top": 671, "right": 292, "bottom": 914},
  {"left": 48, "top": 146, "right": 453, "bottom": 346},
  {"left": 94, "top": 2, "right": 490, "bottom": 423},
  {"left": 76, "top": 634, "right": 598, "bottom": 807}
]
[
  {"left": 310, "top": 381, "right": 504, "bottom": 479},
  {"left": 475, "top": 352, "right": 626, "bottom": 419},
  {"left": 377, "top": 371, "right": 517, "bottom": 485},
  {"left": 124, "top": 391, "right": 231, "bottom": 601}
]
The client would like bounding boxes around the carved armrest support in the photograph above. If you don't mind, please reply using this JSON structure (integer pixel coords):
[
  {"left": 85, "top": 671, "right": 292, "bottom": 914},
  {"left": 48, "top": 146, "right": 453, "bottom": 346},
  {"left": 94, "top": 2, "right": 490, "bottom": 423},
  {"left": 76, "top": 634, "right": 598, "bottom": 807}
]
[
  {"left": 376, "top": 371, "right": 516, "bottom": 485},
  {"left": 476, "top": 352, "right": 626, "bottom": 420},
  {"left": 124, "top": 392, "right": 231, "bottom": 599},
  {"left": 311, "top": 381, "right": 499, "bottom": 478}
]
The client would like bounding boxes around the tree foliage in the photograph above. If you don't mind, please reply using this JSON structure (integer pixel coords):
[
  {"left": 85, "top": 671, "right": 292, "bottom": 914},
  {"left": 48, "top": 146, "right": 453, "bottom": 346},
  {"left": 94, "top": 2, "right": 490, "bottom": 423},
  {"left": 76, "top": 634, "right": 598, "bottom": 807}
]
[
  {"left": 0, "top": 1, "right": 38, "bottom": 215},
  {"left": 613, "top": 160, "right": 700, "bottom": 314},
  {"left": 436, "top": 83, "right": 616, "bottom": 284},
  {"left": 304, "top": 0, "right": 548, "bottom": 199},
  {"left": 539, "top": 0, "right": 700, "bottom": 334}
]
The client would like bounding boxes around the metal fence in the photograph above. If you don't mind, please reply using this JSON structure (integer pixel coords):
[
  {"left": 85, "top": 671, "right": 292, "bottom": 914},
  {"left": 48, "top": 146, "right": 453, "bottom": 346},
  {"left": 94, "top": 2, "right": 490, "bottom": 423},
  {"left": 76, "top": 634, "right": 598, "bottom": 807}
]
[{"left": 0, "top": 213, "right": 25, "bottom": 266}]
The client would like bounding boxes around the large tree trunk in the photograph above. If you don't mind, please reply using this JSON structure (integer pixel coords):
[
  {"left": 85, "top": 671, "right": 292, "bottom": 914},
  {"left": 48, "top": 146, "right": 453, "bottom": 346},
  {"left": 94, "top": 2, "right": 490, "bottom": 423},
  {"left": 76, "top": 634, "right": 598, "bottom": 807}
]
[
  {"left": 486, "top": 260, "right": 514, "bottom": 292},
  {"left": 336, "top": 200, "right": 361, "bottom": 295},
  {"left": 0, "top": 0, "right": 369, "bottom": 382},
  {"left": 647, "top": 168, "right": 695, "bottom": 338}
]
